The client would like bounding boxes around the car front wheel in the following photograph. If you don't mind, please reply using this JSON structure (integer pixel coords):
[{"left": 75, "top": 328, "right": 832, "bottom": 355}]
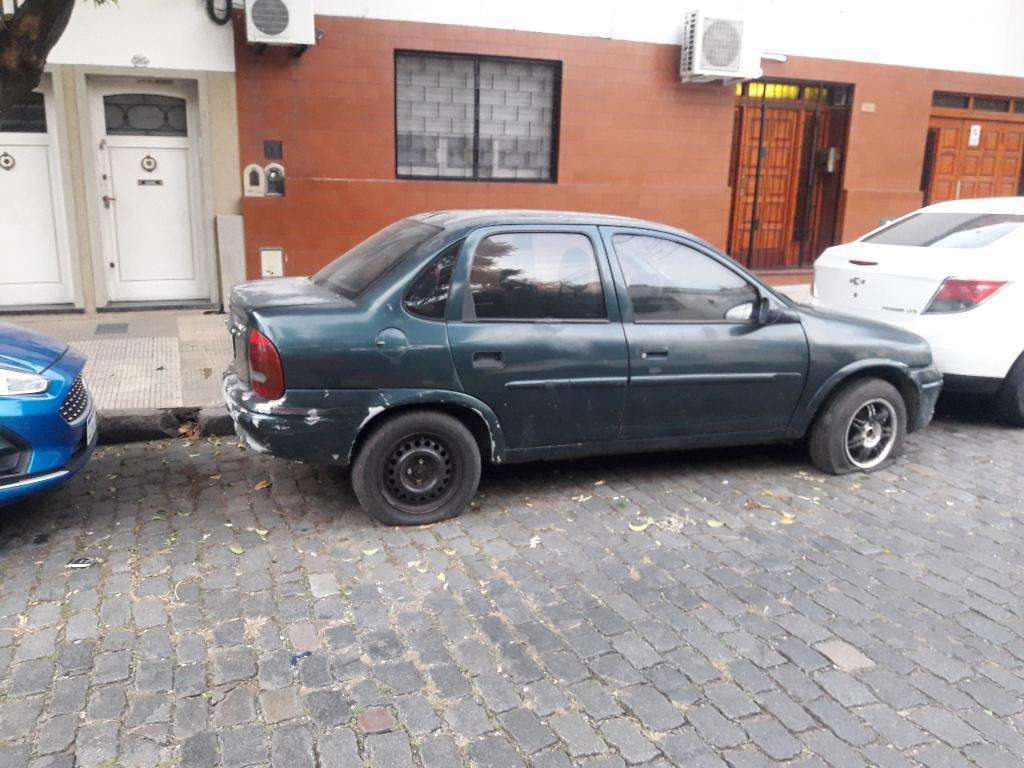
[
  {"left": 351, "top": 411, "right": 481, "bottom": 526},
  {"left": 808, "top": 378, "right": 907, "bottom": 475}
]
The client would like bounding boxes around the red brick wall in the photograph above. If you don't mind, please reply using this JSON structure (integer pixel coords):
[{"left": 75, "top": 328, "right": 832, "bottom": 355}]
[{"left": 233, "top": 16, "right": 1024, "bottom": 279}]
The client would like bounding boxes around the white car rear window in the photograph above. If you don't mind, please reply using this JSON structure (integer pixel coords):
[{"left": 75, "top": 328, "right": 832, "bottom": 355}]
[{"left": 863, "top": 212, "right": 1024, "bottom": 249}]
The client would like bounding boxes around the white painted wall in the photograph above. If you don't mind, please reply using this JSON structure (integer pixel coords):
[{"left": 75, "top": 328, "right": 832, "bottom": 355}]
[
  {"left": 48, "top": 0, "right": 235, "bottom": 72},
  {"left": 316, "top": 0, "right": 1024, "bottom": 79}
]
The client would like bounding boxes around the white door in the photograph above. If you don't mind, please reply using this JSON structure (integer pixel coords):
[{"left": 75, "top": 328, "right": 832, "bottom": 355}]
[
  {"left": 0, "top": 86, "right": 74, "bottom": 306},
  {"left": 92, "top": 84, "right": 207, "bottom": 302}
]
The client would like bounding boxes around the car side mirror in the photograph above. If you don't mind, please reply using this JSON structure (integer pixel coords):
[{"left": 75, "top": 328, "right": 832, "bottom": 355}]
[{"left": 756, "top": 295, "right": 776, "bottom": 325}]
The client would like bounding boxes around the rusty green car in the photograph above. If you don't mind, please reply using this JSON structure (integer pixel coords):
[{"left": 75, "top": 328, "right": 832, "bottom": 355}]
[{"left": 224, "top": 211, "right": 942, "bottom": 525}]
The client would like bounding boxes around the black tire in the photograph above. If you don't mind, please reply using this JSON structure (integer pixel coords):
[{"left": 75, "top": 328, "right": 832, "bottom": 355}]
[
  {"left": 808, "top": 378, "right": 907, "bottom": 475},
  {"left": 996, "top": 354, "right": 1024, "bottom": 427},
  {"left": 351, "top": 411, "right": 481, "bottom": 525}
]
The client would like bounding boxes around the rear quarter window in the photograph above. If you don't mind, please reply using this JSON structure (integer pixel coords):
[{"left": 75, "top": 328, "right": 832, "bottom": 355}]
[
  {"left": 313, "top": 219, "right": 442, "bottom": 298},
  {"left": 863, "top": 212, "right": 1024, "bottom": 249}
]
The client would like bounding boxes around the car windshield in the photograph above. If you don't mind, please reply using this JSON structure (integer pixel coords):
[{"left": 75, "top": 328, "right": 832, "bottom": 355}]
[
  {"left": 862, "top": 212, "right": 1024, "bottom": 249},
  {"left": 312, "top": 219, "right": 442, "bottom": 298}
]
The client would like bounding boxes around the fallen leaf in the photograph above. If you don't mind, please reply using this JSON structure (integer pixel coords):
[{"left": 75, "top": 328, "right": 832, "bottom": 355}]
[
  {"left": 572, "top": 494, "right": 593, "bottom": 502},
  {"left": 628, "top": 517, "right": 654, "bottom": 532},
  {"left": 706, "top": 519, "right": 724, "bottom": 528},
  {"left": 209, "top": 474, "right": 221, "bottom": 481},
  {"left": 228, "top": 545, "right": 244, "bottom": 555},
  {"left": 779, "top": 517, "right": 794, "bottom": 525},
  {"left": 254, "top": 480, "right": 272, "bottom": 491},
  {"left": 593, "top": 480, "right": 605, "bottom": 486},
  {"left": 437, "top": 572, "right": 446, "bottom": 582},
  {"left": 362, "top": 548, "right": 379, "bottom": 556}
]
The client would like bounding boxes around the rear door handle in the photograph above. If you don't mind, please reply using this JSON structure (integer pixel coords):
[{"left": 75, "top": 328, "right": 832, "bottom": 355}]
[
  {"left": 640, "top": 347, "right": 668, "bottom": 359},
  {"left": 472, "top": 351, "right": 504, "bottom": 369}
]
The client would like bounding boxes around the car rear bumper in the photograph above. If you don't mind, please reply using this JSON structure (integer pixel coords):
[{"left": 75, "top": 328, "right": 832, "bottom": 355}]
[
  {"left": 223, "top": 373, "right": 378, "bottom": 466},
  {"left": 809, "top": 294, "right": 1023, "bottom": 381},
  {"left": 0, "top": 349, "right": 96, "bottom": 506}
]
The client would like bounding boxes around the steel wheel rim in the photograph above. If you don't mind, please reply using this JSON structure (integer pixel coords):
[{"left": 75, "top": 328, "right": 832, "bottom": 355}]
[
  {"left": 381, "top": 432, "right": 459, "bottom": 514},
  {"left": 845, "top": 398, "right": 897, "bottom": 470}
]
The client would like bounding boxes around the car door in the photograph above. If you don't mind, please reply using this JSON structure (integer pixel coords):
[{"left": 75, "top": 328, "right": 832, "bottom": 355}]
[
  {"left": 446, "top": 225, "right": 629, "bottom": 450},
  {"left": 602, "top": 227, "right": 809, "bottom": 438}
]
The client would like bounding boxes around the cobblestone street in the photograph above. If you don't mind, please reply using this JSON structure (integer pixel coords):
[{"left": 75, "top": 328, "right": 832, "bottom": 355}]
[{"left": 2, "top": 409, "right": 1024, "bottom": 768}]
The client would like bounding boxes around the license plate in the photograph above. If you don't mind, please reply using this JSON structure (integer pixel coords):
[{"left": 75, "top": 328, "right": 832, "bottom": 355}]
[{"left": 86, "top": 411, "right": 97, "bottom": 445}]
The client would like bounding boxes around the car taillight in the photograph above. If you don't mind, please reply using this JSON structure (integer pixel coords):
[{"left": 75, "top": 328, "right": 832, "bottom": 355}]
[
  {"left": 923, "top": 278, "right": 1007, "bottom": 314},
  {"left": 248, "top": 328, "right": 284, "bottom": 399}
]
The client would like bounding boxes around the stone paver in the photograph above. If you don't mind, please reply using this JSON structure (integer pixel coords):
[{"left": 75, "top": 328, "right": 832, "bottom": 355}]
[{"left": 1, "top": 412, "right": 1024, "bottom": 766}]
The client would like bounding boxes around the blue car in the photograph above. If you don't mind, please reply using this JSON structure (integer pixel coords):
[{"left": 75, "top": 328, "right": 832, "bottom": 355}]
[{"left": 0, "top": 320, "right": 96, "bottom": 505}]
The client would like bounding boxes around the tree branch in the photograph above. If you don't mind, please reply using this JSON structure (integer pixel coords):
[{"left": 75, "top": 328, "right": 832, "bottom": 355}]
[{"left": 0, "top": 0, "right": 75, "bottom": 116}]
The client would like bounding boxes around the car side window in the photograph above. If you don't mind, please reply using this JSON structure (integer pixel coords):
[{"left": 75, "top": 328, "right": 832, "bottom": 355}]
[
  {"left": 403, "top": 241, "right": 461, "bottom": 319},
  {"left": 469, "top": 232, "right": 606, "bottom": 321},
  {"left": 612, "top": 234, "right": 758, "bottom": 322}
]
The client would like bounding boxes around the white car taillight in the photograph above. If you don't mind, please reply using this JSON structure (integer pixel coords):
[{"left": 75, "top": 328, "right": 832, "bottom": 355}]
[{"left": 923, "top": 279, "right": 1007, "bottom": 314}]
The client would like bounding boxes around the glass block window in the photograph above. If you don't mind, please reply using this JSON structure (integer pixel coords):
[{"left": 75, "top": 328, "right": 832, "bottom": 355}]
[
  {"left": 0, "top": 91, "right": 46, "bottom": 133},
  {"left": 103, "top": 94, "right": 187, "bottom": 137},
  {"left": 395, "top": 52, "right": 560, "bottom": 182}
]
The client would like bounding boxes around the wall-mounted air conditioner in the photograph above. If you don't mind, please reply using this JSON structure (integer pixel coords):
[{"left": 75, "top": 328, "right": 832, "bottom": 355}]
[
  {"left": 245, "top": 0, "right": 315, "bottom": 46},
  {"left": 680, "top": 9, "right": 761, "bottom": 83}
]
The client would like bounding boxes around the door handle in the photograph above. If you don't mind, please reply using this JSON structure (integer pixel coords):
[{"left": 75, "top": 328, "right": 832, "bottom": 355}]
[
  {"left": 102, "top": 194, "right": 116, "bottom": 209},
  {"left": 472, "top": 351, "right": 504, "bottom": 369},
  {"left": 640, "top": 347, "right": 669, "bottom": 359}
]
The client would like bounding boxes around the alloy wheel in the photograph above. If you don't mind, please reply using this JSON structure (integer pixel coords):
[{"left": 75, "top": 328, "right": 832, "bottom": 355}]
[{"left": 845, "top": 398, "right": 898, "bottom": 470}]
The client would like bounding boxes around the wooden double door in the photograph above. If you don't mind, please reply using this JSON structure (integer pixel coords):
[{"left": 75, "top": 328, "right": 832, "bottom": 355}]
[
  {"left": 728, "top": 82, "right": 850, "bottom": 271},
  {"left": 924, "top": 116, "right": 1024, "bottom": 204}
]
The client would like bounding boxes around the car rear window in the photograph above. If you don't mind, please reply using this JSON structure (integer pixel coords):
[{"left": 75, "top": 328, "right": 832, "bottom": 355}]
[
  {"left": 862, "top": 212, "right": 1024, "bottom": 249},
  {"left": 313, "top": 219, "right": 442, "bottom": 298}
]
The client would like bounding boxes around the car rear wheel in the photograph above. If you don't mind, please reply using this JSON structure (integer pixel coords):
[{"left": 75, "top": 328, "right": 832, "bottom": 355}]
[
  {"left": 808, "top": 378, "right": 907, "bottom": 475},
  {"left": 996, "top": 355, "right": 1024, "bottom": 427},
  {"left": 351, "top": 411, "right": 481, "bottom": 526}
]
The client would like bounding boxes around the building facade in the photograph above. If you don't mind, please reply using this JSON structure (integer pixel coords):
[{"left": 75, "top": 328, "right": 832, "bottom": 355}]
[
  {"left": 0, "top": 0, "right": 244, "bottom": 312},
  {"left": 233, "top": 0, "right": 1024, "bottom": 283},
  {"left": 4, "top": 0, "right": 1024, "bottom": 312}
]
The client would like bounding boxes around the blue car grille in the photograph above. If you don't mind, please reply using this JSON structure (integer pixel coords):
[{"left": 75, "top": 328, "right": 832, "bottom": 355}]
[{"left": 59, "top": 376, "right": 89, "bottom": 423}]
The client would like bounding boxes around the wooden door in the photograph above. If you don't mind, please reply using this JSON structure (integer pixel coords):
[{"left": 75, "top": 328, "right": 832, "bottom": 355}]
[
  {"left": 729, "top": 105, "right": 832, "bottom": 269},
  {"left": 926, "top": 116, "right": 1024, "bottom": 204}
]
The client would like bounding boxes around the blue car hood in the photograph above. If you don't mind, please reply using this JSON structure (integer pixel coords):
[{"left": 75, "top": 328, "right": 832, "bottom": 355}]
[{"left": 0, "top": 320, "right": 68, "bottom": 374}]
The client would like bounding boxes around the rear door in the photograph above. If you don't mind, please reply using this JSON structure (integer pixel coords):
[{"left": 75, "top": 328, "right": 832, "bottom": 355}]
[
  {"left": 446, "top": 226, "right": 629, "bottom": 449},
  {"left": 604, "top": 228, "right": 809, "bottom": 438}
]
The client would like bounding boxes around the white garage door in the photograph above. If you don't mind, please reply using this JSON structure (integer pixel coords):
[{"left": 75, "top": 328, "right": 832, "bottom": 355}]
[{"left": 0, "top": 88, "right": 74, "bottom": 307}]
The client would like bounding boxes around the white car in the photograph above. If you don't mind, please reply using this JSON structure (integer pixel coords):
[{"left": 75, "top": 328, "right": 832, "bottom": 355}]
[{"left": 812, "top": 196, "right": 1024, "bottom": 424}]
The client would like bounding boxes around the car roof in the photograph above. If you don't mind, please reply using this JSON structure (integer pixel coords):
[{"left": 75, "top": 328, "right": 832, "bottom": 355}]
[
  {"left": 410, "top": 209, "right": 695, "bottom": 236},
  {"left": 918, "top": 196, "right": 1024, "bottom": 214}
]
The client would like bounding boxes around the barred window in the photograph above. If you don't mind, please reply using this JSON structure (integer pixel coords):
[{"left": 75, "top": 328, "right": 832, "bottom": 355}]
[{"left": 395, "top": 52, "right": 560, "bottom": 182}]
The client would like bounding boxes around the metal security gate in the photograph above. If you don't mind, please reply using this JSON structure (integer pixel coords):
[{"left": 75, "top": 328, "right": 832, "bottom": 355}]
[{"left": 728, "top": 80, "right": 852, "bottom": 270}]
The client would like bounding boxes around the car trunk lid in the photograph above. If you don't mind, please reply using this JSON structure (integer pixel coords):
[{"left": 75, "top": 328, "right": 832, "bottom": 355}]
[
  {"left": 228, "top": 277, "right": 350, "bottom": 385},
  {"left": 815, "top": 243, "right": 970, "bottom": 321}
]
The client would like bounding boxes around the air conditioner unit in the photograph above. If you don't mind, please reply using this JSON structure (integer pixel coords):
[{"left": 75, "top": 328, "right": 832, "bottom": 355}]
[
  {"left": 680, "top": 9, "right": 761, "bottom": 83},
  {"left": 245, "top": 0, "right": 315, "bottom": 46}
]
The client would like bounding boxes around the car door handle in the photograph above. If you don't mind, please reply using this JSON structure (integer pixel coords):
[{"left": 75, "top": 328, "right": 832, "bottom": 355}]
[
  {"left": 640, "top": 347, "right": 669, "bottom": 359},
  {"left": 472, "top": 351, "right": 504, "bottom": 369}
]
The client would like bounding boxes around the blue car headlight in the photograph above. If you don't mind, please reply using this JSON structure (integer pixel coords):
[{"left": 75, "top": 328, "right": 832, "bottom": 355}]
[{"left": 0, "top": 367, "right": 49, "bottom": 396}]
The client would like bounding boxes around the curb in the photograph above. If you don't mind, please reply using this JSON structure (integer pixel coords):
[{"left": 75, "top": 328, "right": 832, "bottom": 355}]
[{"left": 97, "top": 406, "right": 234, "bottom": 445}]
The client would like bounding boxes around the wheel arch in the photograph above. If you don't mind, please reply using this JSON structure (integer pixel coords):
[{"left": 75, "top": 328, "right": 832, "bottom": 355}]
[
  {"left": 347, "top": 392, "right": 505, "bottom": 466},
  {"left": 794, "top": 360, "right": 921, "bottom": 437}
]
